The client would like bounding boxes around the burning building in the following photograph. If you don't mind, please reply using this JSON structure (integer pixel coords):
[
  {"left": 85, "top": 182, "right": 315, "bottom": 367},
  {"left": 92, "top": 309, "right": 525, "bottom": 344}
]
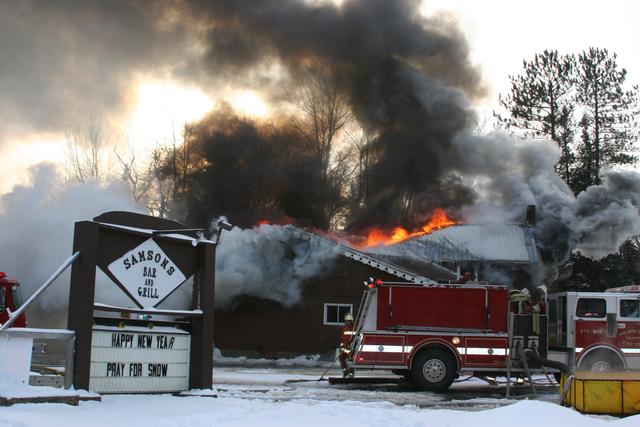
[
  {"left": 213, "top": 210, "right": 541, "bottom": 357},
  {"left": 214, "top": 225, "right": 459, "bottom": 357},
  {"left": 2, "top": 0, "right": 640, "bottom": 356},
  {"left": 370, "top": 223, "right": 541, "bottom": 290}
]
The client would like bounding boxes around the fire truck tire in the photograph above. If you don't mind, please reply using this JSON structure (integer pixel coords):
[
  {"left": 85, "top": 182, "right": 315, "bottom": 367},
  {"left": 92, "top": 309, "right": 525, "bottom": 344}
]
[
  {"left": 577, "top": 350, "right": 624, "bottom": 373},
  {"left": 410, "top": 348, "right": 457, "bottom": 392},
  {"left": 391, "top": 369, "right": 414, "bottom": 385}
]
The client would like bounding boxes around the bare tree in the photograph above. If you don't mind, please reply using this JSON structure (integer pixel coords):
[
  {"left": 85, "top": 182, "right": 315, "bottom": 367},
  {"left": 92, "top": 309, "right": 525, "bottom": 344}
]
[
  {"left": 115, "top": 141, "right": 179, "bottom": 219},
  {"left": 132, "top": 123, "right": 204, "bottom": 220},
  {"left": 145, "top": 146, "right": 176, "bottom": 218},
  {"left": 344, "top": 126, "right": 376, "bottom": 211},
  {"left": 63, "top": 116, "right": 111, "bottom": 183},
  {"left": 289, "top": 61, "right": 353, "bottom": 176},
  {"left": 287, "top": 60, "right": 354, "bottom": 228},
  {"left": 114, "top": 141, "right": 151, "bottom": 205}
]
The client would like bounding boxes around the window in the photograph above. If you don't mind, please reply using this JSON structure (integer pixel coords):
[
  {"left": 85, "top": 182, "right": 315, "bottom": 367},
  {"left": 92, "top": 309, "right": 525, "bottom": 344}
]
[
  {"left": 576, "top": 298, "right": 606, "bottom": 318},
  {"left": 620, "top": 300, "right": 640, "bottom": 318},
  {"left": 11, "top": 285, "right": 23, "bottom": 309},
  {"left": 323, "top": 303, "right": 353, "bottom": 325},
  {"left": 0, "top": 289, "right": 5, "bottom": 313}
]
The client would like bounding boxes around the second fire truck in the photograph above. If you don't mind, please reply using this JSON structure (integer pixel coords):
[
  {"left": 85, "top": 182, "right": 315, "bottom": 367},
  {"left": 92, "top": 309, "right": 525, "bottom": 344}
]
[
  {"left": 0, "top": 272, "right": 26, "bottom": 328},
  {"left": 340, "top": 279, "right": 640, "bottom": 391}
]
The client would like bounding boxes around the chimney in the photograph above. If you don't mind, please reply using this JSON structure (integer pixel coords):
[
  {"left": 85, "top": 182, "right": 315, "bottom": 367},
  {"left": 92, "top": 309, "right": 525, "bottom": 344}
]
[{"left": 525, "top": 205, "right": 536, "bottom": 226}]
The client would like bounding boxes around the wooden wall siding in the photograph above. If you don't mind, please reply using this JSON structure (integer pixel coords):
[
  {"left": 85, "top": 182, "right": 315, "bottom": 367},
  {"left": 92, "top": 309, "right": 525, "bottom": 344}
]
[{"left": 213, "top": 257, "right": 403, "bottom": 357}]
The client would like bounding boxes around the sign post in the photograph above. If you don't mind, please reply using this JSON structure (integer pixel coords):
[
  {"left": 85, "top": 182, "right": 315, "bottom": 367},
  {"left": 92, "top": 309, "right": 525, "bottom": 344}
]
[{"left": 67, "top": 211, "right": 218, "bottom": 393}]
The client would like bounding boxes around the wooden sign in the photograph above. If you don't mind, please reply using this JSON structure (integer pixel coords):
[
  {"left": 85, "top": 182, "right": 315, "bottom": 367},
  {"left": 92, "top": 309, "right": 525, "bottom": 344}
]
[
  {"left": 107, "top": 238, "right": 187, "bottom": 308},
  {"left": 67, "top": 211, "right": 217, "bottom": 393}
]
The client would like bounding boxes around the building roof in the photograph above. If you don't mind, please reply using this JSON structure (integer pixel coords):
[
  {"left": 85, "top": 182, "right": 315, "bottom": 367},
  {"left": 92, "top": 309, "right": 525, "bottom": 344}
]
[
  {"left": 297, "top": 228, "right": 457, "bottom": 283},
  {"left": 368, "top": 224, "right": 540, "bottom": 264}
]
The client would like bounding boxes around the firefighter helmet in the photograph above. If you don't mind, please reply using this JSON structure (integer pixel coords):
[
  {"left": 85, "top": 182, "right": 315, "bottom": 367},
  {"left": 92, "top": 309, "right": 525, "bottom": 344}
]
[{"left": 344, "top": 313, "right": 354, "bottom": 322}]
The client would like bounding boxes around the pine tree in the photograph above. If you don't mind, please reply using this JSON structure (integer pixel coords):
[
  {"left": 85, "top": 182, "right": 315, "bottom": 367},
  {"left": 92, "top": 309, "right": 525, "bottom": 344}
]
[
  {"left": 574, "top": 47, "right": 639, "bottom": 191},
  {"left": 496, "top": 50, "right": 576, "bottom": 183}
]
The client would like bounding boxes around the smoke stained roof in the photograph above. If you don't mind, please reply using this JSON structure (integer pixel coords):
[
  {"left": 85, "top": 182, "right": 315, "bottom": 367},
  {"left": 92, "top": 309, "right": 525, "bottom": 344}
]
[{"left": 371, "top": 225, "right": 540, "bottom": 264}]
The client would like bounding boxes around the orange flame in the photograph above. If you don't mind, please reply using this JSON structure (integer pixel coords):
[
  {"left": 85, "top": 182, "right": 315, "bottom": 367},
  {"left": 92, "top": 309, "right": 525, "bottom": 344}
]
[
  {"left": 361, "top": 208, "right": 457, "bottom": 248},
  {"left": 255, "top": 216, "right": 295, "bottom": 227}
]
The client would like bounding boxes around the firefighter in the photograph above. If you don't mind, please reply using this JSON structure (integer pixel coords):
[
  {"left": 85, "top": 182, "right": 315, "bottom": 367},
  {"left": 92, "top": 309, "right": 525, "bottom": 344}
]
[
  {"left": 339, "top": 313, "right": 355, "bottom": 378},
  {"left": 457, "top": 270, "right": 476, "bottom": 284}
]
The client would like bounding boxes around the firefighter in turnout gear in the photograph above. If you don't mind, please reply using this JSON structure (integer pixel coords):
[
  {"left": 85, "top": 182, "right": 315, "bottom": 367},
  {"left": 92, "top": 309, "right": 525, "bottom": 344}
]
[{"left": 339, "top": 313, "right": 355, "bottom": 378}]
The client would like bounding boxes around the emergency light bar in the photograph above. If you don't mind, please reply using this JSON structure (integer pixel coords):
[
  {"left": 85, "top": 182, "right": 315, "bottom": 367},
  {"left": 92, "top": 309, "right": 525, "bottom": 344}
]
[{"left": 363, "top": 278, "right": 383, "bottom": 289}]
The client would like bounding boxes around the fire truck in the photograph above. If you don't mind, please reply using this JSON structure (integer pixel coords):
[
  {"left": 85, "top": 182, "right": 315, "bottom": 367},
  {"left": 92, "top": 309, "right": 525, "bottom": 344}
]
[
  {"left": 548, "top": 287, "right": 640, "bottom": 372},
  {"left": 0, "top": 272, "right": 27, "bottom": 327},
  {"left": 341, "top": 279, "right": 640, "bottom": 391}
]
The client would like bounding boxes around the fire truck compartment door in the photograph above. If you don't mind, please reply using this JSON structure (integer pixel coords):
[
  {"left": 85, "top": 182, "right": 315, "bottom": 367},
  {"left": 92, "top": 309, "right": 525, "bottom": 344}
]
[
  {"left": 359, "top": 335, "right": 405, "bottom": 364},
  {"left": 383, "top": 286, "right": 490, "bottom": 330},
  {"left": 462, "top": 337, "right": 508, "bottom": 366}
]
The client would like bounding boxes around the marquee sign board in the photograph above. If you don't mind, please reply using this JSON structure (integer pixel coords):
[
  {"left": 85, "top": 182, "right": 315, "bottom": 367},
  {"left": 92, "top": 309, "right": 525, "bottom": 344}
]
[
  {"left": 89, "top": 325, "right": 190, "bottom": 393},
  {"left": 67, "top": 211, "right": 218, "bottom": 392},
  {"left": 107, "top": 238, "right": 187, "bottom": 308}
]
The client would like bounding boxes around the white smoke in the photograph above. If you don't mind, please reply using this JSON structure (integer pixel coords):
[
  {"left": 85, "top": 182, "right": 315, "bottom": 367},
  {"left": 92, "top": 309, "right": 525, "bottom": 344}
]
[
  {"left": 453, "top": 130, "right": 640, "bottom": 266},
  {"left": 0, "top": 163, "right": 143, "bottom": 326},
  {"left": 214, "top": 223, "right": 341, "bottom": 308}
]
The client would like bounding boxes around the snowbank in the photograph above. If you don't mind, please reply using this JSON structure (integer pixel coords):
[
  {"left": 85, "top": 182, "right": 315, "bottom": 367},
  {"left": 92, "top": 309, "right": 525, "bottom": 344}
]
[{"left": 1, "top": 394, "right": 637, "bottom": 427}]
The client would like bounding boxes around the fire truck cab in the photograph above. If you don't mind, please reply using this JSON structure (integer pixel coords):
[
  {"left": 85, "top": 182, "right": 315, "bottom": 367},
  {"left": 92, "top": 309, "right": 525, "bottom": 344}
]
[
  {"left": 548, "top": 288, "right": 640, "bottom": 372},
  {"left": 0, "top": 272, "right": 27, "bottom": 328}
]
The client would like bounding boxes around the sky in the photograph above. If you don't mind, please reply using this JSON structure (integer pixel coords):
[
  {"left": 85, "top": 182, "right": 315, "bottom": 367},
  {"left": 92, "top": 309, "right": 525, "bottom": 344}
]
[
  {"left": 423, "top": 0, "right": 640, "bottom": 118},
  {"left": 1, "top": 0, "right": 638, "bottom": 194}
]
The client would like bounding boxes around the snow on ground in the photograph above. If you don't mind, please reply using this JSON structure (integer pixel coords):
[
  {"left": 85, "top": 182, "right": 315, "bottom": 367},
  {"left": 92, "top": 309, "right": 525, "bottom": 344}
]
[
  {"left": 1, "top": 393, "right": 637, "bottom": 427},
  {"left": 213, "top": 347, "right": 324, "bottom": 367},
  {"left": 2, "top": 367, "right": 639, "bottom": 427}
]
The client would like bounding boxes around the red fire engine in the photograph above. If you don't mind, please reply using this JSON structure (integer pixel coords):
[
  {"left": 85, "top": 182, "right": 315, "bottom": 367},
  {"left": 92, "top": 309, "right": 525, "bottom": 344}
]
[
  {"left": 548, "top": 287, "right": 640, "bottom": 372},
  {"left": 341, "top": 279, "right": 640, "bottom": 391},
  {"left": 0, "top": 272, "right": 27, "bottom": 328}
]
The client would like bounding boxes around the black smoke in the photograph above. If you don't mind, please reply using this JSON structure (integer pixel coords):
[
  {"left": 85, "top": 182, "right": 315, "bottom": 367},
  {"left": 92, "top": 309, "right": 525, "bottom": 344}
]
[
  {"left": 0, "top": 0, "right": 199, "bottom": 140},
  {"left": 2, "top": 0, "right": 483, "bottom": 227},
  {"left": 181, "top": 0, "right": 640, "bottom": 271},
  {"left": 4, "top": 0, "right": 640, "bottom": 279},
  {"left": 177, "top": 105, "right": 340, "bottom": 229},
  {"left": 182, "top": 0, "right": 484, "bottom": 229}
]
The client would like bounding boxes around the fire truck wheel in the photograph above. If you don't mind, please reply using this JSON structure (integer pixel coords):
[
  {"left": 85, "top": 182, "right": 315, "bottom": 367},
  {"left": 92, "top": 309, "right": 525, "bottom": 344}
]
[
  {"left": 391, "top": 369, "right": 414, "bottom": 385},
  {"left": 578, "top": 350, "right": 623, "bottom": 373},
  {"left": 410, "top": 348, "right": 457, "bottom": 392}
]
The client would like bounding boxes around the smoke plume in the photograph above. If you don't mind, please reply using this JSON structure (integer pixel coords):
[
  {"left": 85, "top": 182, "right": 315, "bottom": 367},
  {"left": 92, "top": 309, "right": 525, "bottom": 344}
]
[
  {"left": 0, "top": 0, "right": 199, "bottom": 140},
  {"left": 214, "top": 224, "right": 341, "bottom": 308},
  {"left": 182, "top": 0, "right": 640, "bottom": 274},
  {"left": 0, "top": 164, "right": 142, "bottom": 327},
  {"left": 3, "top": 0, "right": 640, "bottom": 309},
  {"left": 0, "top": 162, "right": 339, "bottom": 322},
  {"left": 452, "top": 131, "right": 640, "bottom": 269},
  {"left": 186, "top": 0, "right": 484, "bottom": 228}
]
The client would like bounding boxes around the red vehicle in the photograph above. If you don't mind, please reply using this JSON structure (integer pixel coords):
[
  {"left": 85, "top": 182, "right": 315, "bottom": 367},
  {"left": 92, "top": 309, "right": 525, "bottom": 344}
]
[
  {"left": 548, "top": 287, "right": 640, "bottom": 372},
  {"left": 341, "top": 279, "right": 640, "bottom": 391},
  {"left": 0, "top": 272, "right": 27, "bottom": 328}
]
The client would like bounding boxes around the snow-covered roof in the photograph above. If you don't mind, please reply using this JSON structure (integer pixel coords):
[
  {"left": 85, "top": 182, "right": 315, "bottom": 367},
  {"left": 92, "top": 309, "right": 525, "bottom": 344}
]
[{"left": 370, "top": 225, "right": 539, "bottom": 264}]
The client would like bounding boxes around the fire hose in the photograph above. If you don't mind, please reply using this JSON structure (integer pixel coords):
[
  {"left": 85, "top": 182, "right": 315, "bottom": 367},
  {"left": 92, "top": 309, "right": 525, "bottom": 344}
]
[
  {"left": 523, "top": 348, "right": 574, "bottom": 404},
  {"left": 522, "top": 348, "right": 572, "bottom": 376}
]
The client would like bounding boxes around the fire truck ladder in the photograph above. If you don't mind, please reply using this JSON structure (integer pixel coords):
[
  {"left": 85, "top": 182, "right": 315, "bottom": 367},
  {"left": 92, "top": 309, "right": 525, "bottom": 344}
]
[{"left": 298, "top": 229, "right": 438, "bottom": 285}]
